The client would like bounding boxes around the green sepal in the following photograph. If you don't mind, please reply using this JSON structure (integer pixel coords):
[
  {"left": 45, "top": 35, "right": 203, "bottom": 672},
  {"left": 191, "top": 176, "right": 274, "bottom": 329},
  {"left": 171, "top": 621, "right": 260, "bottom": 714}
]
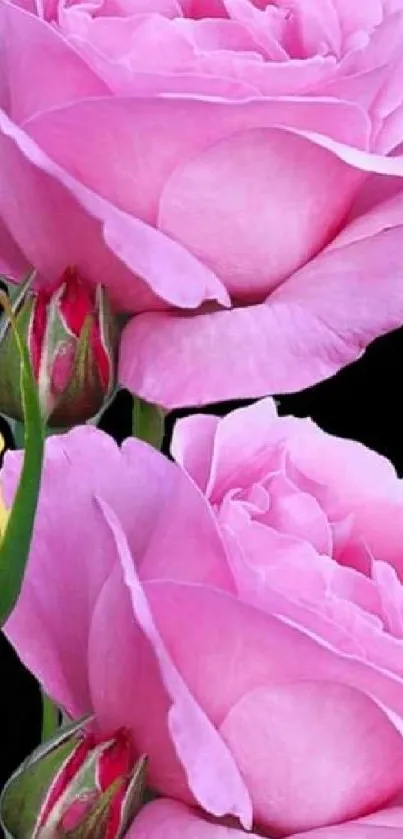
[
  {"left": 0, "top": 276, "right": 37, "bottom": 422},
  {"left": 0, "top": 717, "right": 92, "bottom": 839}
]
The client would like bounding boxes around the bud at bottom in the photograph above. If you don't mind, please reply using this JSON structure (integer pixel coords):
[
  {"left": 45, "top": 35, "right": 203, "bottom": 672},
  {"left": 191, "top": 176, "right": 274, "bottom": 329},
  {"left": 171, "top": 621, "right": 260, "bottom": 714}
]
[{"left": 0, "top": 717, "right": 147, "bottom": 839}]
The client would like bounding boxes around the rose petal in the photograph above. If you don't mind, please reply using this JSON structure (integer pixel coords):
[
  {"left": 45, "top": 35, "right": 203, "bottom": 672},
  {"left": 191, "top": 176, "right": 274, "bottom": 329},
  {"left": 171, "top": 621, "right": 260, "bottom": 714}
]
[
  {"left": 220, "top": 682, "right": 403, "bottom": 834},
  {"left": 141, "top": 580, "right": 403, "bottom": 738},
  {"left": 0, "top": 0, "right": 108, "bottom": 124},
  {"left": 3, "top": 426, "right": 233, "bottom": 714},
  {"left": 159, "top": 127, "right": 362, "bottom": 298},
  {"left": 170, "top": 413, "right": 219, "bottom": 493},
  {"left": 0, "top": 218, "right": 29, "bottom": 278},
  {"left": 25, "top": 96, "right": 368, "bottom": 227},
  {"left": 3, "top": 428, "right": 125, "bottom": 715},
  {"left": 88, "top": 562, "right": 191, "bottom": 802},
  {"left": 292, "top": 806, "right": 403, "bottom": 837},
  {"left": 119, "top": 225, "right": 403, "bottom": 407},
  {"left": 127, "top": 799, "right": 260, "bottom": 839},
  {"left": 0, "top": 108, "right": 228, "bottom": 310},
  {"left": 98, "top": 500, "right": 253, "bottom": 829}
]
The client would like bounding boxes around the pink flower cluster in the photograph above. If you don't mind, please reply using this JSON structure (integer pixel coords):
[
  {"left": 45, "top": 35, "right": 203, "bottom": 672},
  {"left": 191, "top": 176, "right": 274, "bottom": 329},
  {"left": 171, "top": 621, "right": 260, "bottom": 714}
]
[{"left": 4, "top": 398, "right": 403, "bottom": 837}]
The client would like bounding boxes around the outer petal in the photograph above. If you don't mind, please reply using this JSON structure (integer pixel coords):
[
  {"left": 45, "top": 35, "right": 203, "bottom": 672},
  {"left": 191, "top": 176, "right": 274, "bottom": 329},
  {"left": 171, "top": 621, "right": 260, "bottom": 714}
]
[
  {"left": 119, "top": 225, "right": 403, "bottom": 407},
  {"left": 127, "top": 799, "right": 262, "bottom": 839},
  {"left": 3, "top": 427, "right": 233, "bottom": 715},
  {"left": 291, "top": 806, "right": 403, "bottom": 837},
  {"left": 3, "top": 428, "right": 125, "bottom": 715},
  {"left": 220, "top": 682, "right": 403, "bottom": 834},
  {"left": 25, "top": 96, "right": 369, "bottom": 228},
  {"left": 87, "top": 562, "right": 192, "bottom": 803},
  {"left": 0, "top": 108, "right": 228, "bottom": 311},
  {"left": 98, "top": 500, "right": 253, "bottom": 828}
]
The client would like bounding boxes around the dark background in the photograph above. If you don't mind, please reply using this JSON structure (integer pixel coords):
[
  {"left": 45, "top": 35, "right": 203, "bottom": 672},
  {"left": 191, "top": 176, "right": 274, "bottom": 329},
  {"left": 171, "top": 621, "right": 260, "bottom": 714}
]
[{"left": 0, "top": 325, "right": 402, "bottom": 817}]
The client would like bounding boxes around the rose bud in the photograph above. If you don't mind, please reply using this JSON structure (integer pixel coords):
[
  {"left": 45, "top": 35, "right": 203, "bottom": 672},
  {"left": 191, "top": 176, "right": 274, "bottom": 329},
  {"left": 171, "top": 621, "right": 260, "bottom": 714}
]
[
  {"left": 0, "top": 269, "right": 117, "bottom": 427},
  {"left": 0, "top": 717, "right": 147, "bottom": 839}
]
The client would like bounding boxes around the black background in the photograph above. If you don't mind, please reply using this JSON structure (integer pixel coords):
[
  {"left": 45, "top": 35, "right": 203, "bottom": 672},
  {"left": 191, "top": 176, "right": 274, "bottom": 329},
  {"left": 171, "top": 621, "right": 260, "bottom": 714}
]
[{"left": 0, "top": 325, "right": 402, "bottom": 819}]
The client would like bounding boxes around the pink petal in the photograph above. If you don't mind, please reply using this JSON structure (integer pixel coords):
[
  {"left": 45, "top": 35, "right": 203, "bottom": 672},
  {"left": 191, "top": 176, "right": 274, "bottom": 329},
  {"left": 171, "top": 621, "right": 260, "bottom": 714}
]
[
  {"left": 170, "top": 413, "right": 219, "bottom": 493},
  {"left": 220, "top": 682, "right": 403, "bottom": 834},
  {"left": 88, "top": 563, "right": 191, "bottom": 802},
  {"left": 349, "top": 807, "right": 403, "bottom": 830},
  {"left": 138, "top": 581, "right": 403, "bottom": 746},
  {"left": 96, "top": 0, "right": 182, "bottom": 15},
  {"left": 3, "top": 428, "right": 126, "bottom": 716},
  {"left": 98, "top": 500, "right": 253, "bottom": 828},
  {"left": 172, "top": 398, "right": 287, "bottom": 499},
  {"left": 119, "top": 438, "right": 234, "bottom": 590},
  {"left": 0, "top": 0, "right": 108, "bottom": 124},
  {"left": 120, "top": 225, "right": 403, "bottom": 407},
  {"left": 263, "top": 472, "right": 332, "bottom": 555},
  {"left": 0, "top": 218, "right": 29, "bottom": 278},
  {"left": 3, "top": 426, "right": 232, "bottom": 715},
  {"left": 0, "top": 109, "right": 228, "bottom": 310},
  {"left": 127, "top": 799, "right": 261, "bottom": 839},
  {"left": 159, "top": 127, "right": 362, "bottom": 299},
  {"left": 293, "top": 827, "right": 402, "bottom": 838},
  {"left": 292, "top": 806, "right": 403, "bottom": 837},
  {"left": 126, "top": 802, "right": 403, "bottom": 839},
  {"left": 220, "top": 495, "right": 382, "bottom": 635},
  {"left": 372, "top": 561, "right": 403, "bottom": 638},
  {"left": 203, "top": 397, "right": 293, "bottom": 502},
  {"left": 330, "top": 189, "right": 403, "bottom": 250},
  {"left": 331, "top": 0, "right": 383, "bottom": 35},
  {"left": 284, "top": 419, "right": 400, "bottom": 516},
  {"left": 25, "top": 96, "right": 368, "bottom": 229},
  {"left": 282, "top": 416, "right": 403, "bottom": 578}
]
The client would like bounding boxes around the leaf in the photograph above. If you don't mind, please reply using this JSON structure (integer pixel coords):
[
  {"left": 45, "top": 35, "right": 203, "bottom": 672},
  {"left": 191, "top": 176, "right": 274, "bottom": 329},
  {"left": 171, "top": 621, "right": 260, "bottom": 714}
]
[{"left": 0, "top": 282, "right": 45, "bottom": 626}]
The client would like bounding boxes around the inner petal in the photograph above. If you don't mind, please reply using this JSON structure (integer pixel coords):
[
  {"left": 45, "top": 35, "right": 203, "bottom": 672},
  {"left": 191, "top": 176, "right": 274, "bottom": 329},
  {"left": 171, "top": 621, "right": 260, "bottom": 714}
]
[
  {"left": 276, "top": 0, "right": 342, "bottom": 59},
  {"left": 264, "top": 471, "right": 332, "bottom": 555},
  {"left": 159, "top": 127, "right": 361, "bottom": 301}
]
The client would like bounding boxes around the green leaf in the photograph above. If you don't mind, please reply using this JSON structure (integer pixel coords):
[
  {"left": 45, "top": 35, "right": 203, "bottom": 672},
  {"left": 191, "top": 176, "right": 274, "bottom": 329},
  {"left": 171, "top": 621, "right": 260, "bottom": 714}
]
[
  {"left": 132, "top": 397, "right": 165, "bottom": 450},
  {"left": 0, "top": 285, "right": 45, "bottom": 626}
]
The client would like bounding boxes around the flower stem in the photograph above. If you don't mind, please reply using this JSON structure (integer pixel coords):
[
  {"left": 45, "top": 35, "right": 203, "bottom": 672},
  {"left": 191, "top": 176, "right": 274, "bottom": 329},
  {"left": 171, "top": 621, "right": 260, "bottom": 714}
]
[
  {"left": 41, "top": 691, "right": 60, "bottom": 742},
  {"left": 132, "top": 397, "right": 165, "bottom": 450}
]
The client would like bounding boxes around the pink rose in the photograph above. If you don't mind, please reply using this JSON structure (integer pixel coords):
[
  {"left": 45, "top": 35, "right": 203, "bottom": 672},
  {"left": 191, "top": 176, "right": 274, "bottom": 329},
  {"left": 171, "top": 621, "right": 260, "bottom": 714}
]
[
  {"left": 4, "top": 401, "right": 403, "bottom": 836},
  {"left": 2, "top": 0, "right": 403, "bottom": 407}
]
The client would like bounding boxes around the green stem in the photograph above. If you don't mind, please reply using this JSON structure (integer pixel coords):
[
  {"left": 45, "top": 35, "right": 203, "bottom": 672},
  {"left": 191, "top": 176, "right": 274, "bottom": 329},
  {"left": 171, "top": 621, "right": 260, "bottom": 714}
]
[
  {"left": 41, "top": 691, "right": 60, "bottom": 742},
  {"left": 132, "top": 397, "right": 165, "bottom": 450}
]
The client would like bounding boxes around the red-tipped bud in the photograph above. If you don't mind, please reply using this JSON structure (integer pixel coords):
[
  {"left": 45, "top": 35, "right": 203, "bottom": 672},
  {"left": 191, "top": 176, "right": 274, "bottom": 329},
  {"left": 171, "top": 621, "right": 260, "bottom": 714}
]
[
  {"left": 0, "top": 269, "right": 118, "bottom": 427},
  {"left": 0, "top": 718, "right": 147, "bottom": 839}
]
